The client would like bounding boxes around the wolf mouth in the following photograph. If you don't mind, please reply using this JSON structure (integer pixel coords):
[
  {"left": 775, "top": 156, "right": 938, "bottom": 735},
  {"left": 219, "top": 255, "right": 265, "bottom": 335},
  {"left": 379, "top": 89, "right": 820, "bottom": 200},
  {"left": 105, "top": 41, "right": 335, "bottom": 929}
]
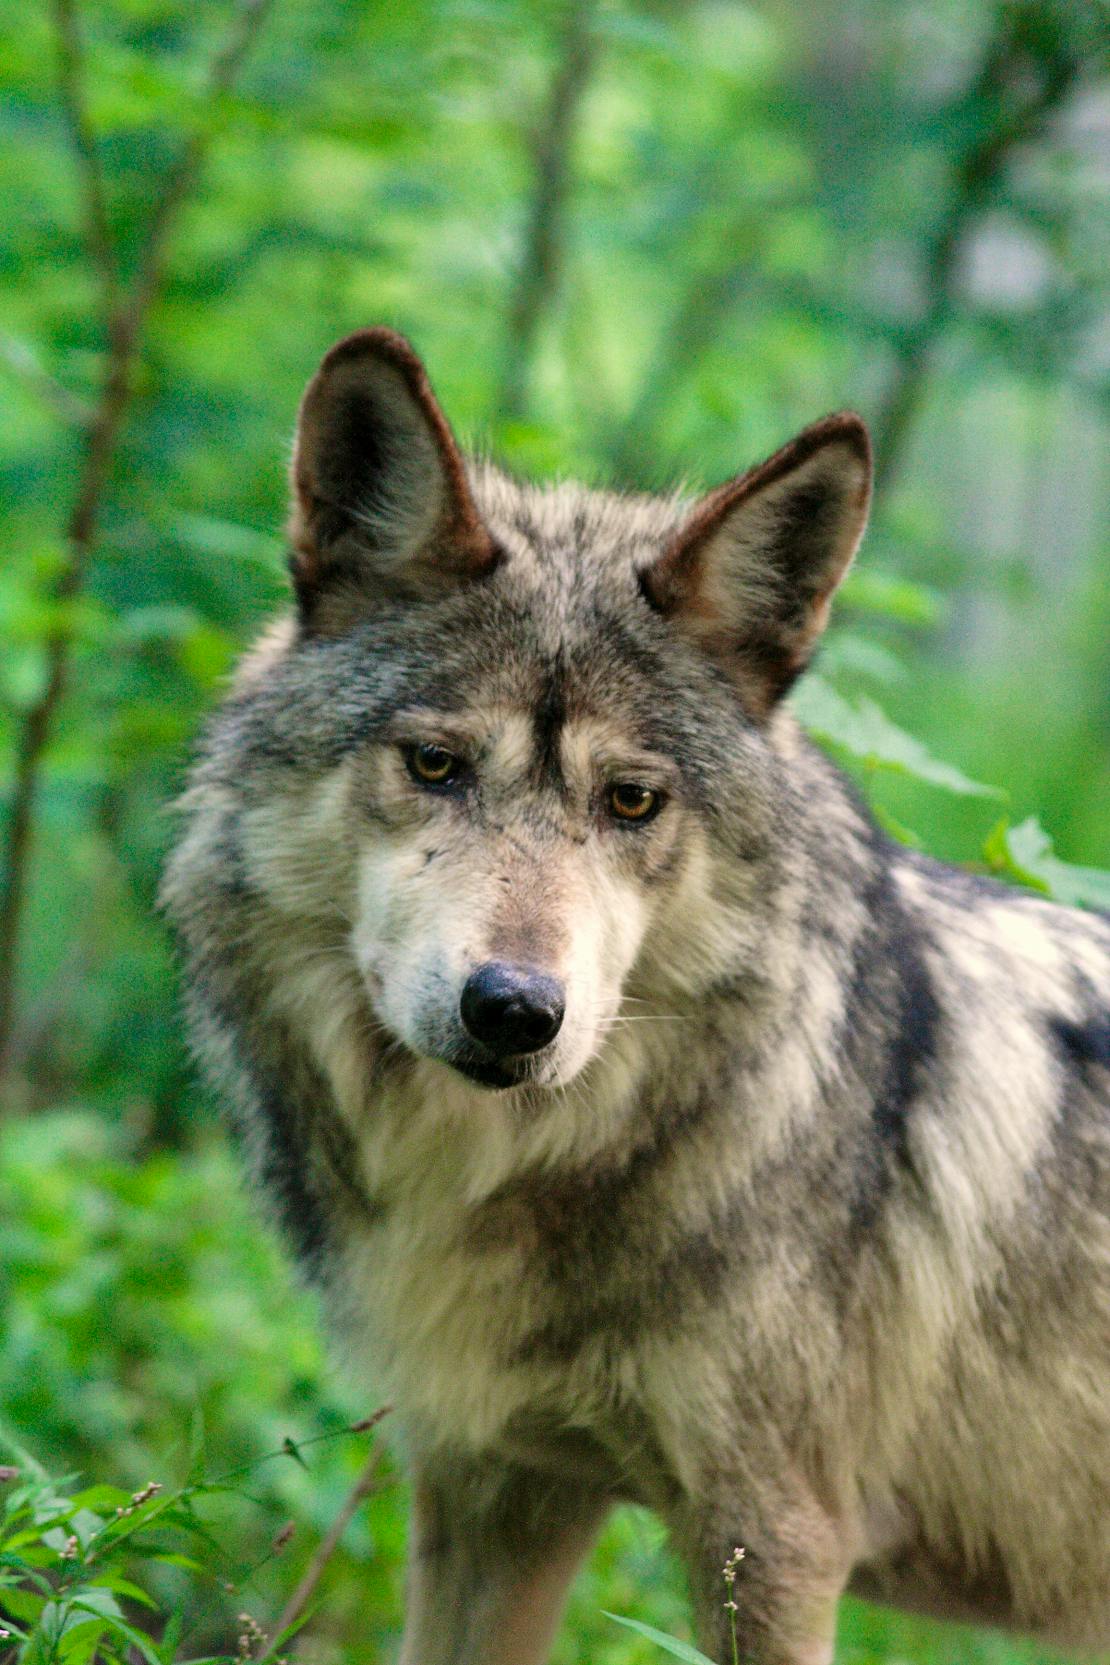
[{"left": 447, "top": 1048, "right": 538, "bottom": 1091}]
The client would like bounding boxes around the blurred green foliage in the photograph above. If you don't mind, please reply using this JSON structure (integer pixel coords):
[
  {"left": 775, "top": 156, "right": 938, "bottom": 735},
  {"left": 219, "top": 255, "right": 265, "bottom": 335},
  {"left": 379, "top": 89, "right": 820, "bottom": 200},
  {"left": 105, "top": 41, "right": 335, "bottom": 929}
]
[{"left": 0, "top": 0, "right": 1107, "bottom": 1660}]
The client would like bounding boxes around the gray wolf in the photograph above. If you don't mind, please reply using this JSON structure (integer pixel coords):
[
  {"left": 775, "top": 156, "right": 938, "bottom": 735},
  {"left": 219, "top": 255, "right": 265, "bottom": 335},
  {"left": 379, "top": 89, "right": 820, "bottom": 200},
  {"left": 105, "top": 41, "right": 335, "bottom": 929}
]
[{"left": 162, "top": 328, "right": 1110, "bottom": 1664}]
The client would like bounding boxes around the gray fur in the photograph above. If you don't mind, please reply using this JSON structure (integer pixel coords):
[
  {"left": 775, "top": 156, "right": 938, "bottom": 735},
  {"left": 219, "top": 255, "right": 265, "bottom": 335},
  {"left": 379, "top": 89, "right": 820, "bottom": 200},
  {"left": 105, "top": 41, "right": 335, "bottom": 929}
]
[{"left": 163, "top": 330, "right": 1110, "bottom": 1665}]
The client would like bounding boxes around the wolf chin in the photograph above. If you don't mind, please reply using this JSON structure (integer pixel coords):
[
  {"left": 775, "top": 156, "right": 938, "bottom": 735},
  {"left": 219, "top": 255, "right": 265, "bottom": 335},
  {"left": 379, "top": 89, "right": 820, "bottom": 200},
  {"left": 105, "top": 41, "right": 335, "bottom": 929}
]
[{"left": 163, "top": 328, "right": 1110, "bottom": 1665}]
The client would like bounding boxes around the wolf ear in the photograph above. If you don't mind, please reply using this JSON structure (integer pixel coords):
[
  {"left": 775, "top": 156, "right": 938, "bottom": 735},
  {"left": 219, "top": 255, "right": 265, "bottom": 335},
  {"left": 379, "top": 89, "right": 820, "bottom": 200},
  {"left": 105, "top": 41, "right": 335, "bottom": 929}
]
[
  {"left": 641, "top": 413, "right": 871, "bottom": 715},
  {"left": 288, "top": 328, "right": 496, "bottom": 627}
]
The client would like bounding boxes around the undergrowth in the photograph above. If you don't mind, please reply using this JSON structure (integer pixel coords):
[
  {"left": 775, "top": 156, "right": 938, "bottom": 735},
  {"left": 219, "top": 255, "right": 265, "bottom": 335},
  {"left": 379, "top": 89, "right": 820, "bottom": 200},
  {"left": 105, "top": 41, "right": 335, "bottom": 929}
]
[{"left": 0, "top": 1420, "right": 389, "bottom": 1665}]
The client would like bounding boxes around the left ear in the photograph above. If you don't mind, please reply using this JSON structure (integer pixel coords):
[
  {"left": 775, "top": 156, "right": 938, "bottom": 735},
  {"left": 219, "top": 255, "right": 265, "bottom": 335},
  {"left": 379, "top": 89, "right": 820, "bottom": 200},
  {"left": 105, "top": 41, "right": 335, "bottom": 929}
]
[{"left": 640, "top": 413, "right": 872, "bottom": 715}]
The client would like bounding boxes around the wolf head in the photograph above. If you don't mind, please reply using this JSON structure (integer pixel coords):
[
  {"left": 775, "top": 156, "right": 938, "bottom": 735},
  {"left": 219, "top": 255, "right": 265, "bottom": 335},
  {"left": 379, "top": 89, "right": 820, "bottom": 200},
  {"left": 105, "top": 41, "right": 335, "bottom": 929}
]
[{"left": 180, "top": 329, "right": 870, "bottom": 1101}]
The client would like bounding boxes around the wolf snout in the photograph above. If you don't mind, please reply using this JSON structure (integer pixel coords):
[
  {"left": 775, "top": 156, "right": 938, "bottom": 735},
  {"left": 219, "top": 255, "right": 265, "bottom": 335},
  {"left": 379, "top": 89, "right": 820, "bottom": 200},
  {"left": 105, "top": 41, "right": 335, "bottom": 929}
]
[{"left": 460, "top": 961, "right": 565, "bottom": 1057}]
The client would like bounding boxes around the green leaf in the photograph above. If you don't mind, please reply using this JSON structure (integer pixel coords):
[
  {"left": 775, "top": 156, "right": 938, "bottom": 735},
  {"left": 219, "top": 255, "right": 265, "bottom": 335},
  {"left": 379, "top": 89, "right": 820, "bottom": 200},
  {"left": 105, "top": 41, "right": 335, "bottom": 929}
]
[
  {"left": 0, "top": 1559, "right": 53, "bottom": 1595},
  {"left": 0, "top": 1585, "right": 46, "bottom": 1623},
  {"left": 186, "top": 1406, "right": 207, "bottom": 1485},
  {"left": 56, "top": 1616, "right": 108, "bottom": 1665},
  {"left": 869, "top": 802, "right": 924, "bottom": 849},
  {"left": 0, "top": 1428, "right": 47, "bottom": 1481},
  {"left": 146, "top": 1552, "right": 202, "bottom": 1573},
  {"left": 281, "top": 1437, "right": 308, "bottom": 1471},
  {"left": 177, "top": 623, "right": 237, "bottom": 686},
  {"left": 603, "top": 1612, "right": 719, "bottom": 1664},
  {"left": 254, "top": 1605, "right": 315, "bottom": 1663},
  {"left": 85, "top": 1575, "right": 158, "bottom": 1611},
  {"left": 4, "top": 1524, "right": 69, "bottom": 1553},
  {"left": 66, "top": 1488, "right": 132, "bottom": 1516},
  {"left": 838, "top": 569, "right": 941, "bottom": 625},
  {"left": 132, "top": 1503, "right": 230, "bottom": 1570},
  {"left": 156, "top": 1610, "right": 182, "bottom": 1665},
  {"left": 793, "top": 678, "right": 1005, "bottom": 800},
  {"left": 116, "top": 605, "right": 204, "bottom": 646},
  {"left": 172, "top": 514, "right": 284, "bottom": 572},
  {"left": 984, "top": 818, "right": 1110, "bottom": 911},
  {"left": 819, "top": 633, "right": 904, "bottom": 685},
  {"left": 70, "top": 1603, "right": 164, "bottom": 1665},
  {"left": 96, "top": 1494, "right": 179, "bottom": 1552},
  {"left": 65, "top": 1588, "right": 122, "bottom": 1620},
  {"left": 982, "top": 818, "right": 1050, "bottom": 895}
]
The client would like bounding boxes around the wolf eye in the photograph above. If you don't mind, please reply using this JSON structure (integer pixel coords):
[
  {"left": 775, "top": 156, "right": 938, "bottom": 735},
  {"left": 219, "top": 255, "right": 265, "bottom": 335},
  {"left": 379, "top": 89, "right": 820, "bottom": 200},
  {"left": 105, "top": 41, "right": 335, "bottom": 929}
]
[
  {"left": 607, "top": 782, "right": 661, "bottom": 824},
  {"left": 405, "top": 743, "right": 461, "bottom": 787}
]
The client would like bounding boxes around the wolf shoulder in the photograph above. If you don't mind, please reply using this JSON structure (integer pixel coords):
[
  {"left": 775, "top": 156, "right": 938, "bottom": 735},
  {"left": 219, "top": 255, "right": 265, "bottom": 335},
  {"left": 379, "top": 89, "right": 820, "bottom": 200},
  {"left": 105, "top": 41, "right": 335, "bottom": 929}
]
[{"left": 882, "top": 834, "right": 1110, "bottom": 1167}]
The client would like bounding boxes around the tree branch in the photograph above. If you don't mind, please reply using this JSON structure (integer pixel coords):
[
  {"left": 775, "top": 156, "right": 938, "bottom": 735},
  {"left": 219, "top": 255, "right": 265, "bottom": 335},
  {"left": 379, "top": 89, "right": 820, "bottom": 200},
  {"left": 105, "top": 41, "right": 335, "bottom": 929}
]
[
  {"left": 606, "top": 6, "right": 1087, "bottom": 503},
  {"left": 603, "top": 220, "right": 781, "bottom": 487},
  {"left": 0, "top": 0, "right": 274, "bottom": 1086},
  {"left": 871, "top": 17, "right": 1085, "bottom": 495},
  {"left": 607, "top": 268, "right": 736, "bottom": 486},
  {"left": 273, "top": 1442, "right": 390, "bottom": 1645},
  {"left": 52, "top": 0, "right": 118, "bottom": 322},
  {"left": 499, "top": 2, "right": 600, "bottom": 426},
  {"left": 0, "top": 331, "right": 92, "bottom": 426}
]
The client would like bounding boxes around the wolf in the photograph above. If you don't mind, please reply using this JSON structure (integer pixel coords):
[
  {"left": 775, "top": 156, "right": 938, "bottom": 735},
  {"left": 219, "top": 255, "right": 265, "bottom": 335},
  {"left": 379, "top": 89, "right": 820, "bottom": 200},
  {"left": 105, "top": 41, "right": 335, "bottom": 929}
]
[{"left": 162, "top": 327, "right": 1110, "bottom": 1665}]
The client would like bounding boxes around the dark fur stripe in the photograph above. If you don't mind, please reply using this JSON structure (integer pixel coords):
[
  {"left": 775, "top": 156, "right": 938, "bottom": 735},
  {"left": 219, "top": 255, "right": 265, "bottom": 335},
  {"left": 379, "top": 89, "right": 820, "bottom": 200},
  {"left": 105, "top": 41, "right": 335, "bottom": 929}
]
[
  {"left": 836, "top": 834, "right": 942, "bottom": 1232},
  {"left": 255, "top": 1084, "right": 331, "bottom": 1268},
  {"left": 1049, "top": 1010, "right": 1110, "bottom": 1089},
  {"left": 531, "top": 657, "right": 568, "bottom": 787}
]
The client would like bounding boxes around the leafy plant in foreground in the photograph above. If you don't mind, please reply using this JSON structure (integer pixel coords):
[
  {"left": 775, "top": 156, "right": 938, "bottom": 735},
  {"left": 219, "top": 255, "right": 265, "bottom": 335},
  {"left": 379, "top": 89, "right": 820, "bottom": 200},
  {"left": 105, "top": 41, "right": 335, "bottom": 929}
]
[{"left": 0, "top": 1417, "right": 391, "bottom": 1665}]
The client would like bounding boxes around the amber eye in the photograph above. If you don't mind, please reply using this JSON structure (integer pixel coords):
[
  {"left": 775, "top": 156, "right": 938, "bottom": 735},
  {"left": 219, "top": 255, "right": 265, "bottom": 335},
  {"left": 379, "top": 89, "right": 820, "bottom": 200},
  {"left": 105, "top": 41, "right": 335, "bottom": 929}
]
[
  {"left": 607, "top": 782, "right": 661, "bottom": 824},
  {"left": 406, "top": 743, "right": 461, "bottom": 787}
]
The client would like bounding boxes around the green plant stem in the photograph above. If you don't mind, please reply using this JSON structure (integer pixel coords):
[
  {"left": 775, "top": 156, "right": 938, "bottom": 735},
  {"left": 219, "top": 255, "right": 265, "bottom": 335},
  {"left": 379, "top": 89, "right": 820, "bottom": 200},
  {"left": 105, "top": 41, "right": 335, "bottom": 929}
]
[{"left": 271, "top": 1444, "right": 389, "bottom": 1647}]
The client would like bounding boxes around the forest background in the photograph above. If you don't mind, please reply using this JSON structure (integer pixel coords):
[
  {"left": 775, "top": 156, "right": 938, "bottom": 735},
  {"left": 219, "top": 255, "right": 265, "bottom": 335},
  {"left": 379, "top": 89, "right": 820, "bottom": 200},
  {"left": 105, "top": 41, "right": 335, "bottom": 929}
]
[{"left": 1, "top": 0, "right": 1108, "bottom": 1661}]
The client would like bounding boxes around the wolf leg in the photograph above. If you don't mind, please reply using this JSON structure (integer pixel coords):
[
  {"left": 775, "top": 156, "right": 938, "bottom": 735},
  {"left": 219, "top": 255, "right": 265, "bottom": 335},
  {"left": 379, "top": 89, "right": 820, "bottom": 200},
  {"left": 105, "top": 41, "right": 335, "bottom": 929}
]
[
  {"left": 397, "top": 1454, "right": 611, "bottom": 1665},
  {"left": 673, "top": 1491, "right": 849, "bottom": 1665}
]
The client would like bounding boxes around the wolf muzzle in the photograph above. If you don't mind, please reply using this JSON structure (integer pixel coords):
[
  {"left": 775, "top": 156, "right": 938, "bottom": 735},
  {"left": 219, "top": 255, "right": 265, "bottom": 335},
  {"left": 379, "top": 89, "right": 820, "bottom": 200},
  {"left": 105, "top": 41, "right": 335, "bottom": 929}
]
[{"left": 459, "top": 961, "right": 566, "bottom": 1059}]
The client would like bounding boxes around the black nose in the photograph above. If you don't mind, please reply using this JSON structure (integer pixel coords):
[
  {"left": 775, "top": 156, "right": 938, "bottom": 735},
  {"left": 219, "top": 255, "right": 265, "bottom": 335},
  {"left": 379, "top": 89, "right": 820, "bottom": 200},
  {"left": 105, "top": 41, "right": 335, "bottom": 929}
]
[{"left": 460, "top": 961, "right": 565, "bottom": 1057}]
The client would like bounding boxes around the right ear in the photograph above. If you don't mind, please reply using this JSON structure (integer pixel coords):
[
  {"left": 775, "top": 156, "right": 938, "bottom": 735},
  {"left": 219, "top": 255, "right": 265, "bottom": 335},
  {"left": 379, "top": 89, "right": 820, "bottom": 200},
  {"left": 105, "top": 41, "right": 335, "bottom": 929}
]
[{"left": 288, "top": 328, "right": 496, "bottom": 629}]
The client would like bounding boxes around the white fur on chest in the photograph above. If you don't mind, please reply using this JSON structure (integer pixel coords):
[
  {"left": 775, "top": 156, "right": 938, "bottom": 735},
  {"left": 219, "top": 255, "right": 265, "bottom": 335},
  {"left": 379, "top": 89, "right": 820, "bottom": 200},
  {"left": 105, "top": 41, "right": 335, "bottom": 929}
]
[{"left": 328, "top": 1055, "right": 651, "bottom": 1453}]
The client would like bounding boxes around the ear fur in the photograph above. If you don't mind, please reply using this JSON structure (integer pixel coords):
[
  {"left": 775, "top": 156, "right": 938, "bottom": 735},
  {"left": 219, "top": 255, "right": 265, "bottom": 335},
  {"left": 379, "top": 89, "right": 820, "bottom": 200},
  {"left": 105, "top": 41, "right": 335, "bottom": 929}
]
[
  {"left": 641, "top": 413, "right": 872, "bottom": 715},
  {"left": 288, "top": 328, "right": 495, "bottom": 628}
]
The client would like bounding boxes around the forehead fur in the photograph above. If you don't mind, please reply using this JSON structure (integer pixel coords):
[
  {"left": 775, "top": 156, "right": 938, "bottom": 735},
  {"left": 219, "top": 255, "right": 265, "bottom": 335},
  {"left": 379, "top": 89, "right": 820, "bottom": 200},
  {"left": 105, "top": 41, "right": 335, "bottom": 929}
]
[
  {"left": 468, "top": 460, "right": 689, "bottom": 613},
  {"left": 201, "top": 458, "right": 780, "bottom": 833}
]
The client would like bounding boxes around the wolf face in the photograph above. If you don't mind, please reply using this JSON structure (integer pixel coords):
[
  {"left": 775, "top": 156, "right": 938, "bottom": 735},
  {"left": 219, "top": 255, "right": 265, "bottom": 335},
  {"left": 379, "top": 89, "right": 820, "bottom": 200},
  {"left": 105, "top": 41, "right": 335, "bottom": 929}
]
[
  {"left": 343, "top": 680, "right": 683, "bottom": 1090},
  {"left": 262, "top": 327, "right": 870, "bottom": 1095}
]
